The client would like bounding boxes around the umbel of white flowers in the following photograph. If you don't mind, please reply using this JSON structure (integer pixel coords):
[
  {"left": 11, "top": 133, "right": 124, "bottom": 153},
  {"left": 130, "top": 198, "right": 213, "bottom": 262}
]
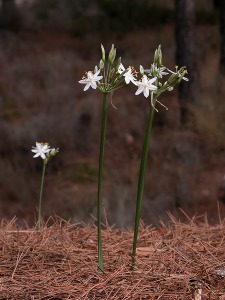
[
  {"left": 139, "top": 45, "right": 189, "bottom": 111},
  {"left": 79, "top": 44, "right": 188, "bottom": 112},
  {"left": 79, "top": 44, "right": 139, "bottom": 94},
  {"left": 31, "top": 142, "right": 59, "bottom": 164}
]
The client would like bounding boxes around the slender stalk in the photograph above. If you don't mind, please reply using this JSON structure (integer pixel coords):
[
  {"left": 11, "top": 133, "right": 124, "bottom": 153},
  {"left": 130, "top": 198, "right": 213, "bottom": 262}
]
[
  {"left": 38, "top": 161, "right": 47, "bottom": 232},
  {"left": 97, "top": 92, "right": 109, "bottom": 272},
  {"left": 131, "top": 95, "right": 157, "bottom": 270}
]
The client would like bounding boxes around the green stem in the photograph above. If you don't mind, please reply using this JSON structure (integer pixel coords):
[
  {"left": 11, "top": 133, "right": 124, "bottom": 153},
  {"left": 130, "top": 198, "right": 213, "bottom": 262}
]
[
  {"left": 97, "top": 92, "right": 109, "bottom": 272},
  {"left": 38, "top": 161, "right": 47, "bottom": 232},
  {"left": 131, "top": 95, "right": 157, "bottom": 270}
]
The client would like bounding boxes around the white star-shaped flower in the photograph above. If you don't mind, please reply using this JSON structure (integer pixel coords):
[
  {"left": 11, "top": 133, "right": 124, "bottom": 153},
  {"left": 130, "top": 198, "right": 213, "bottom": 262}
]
[
  {"left": 31, "top": 142, "right": 51, "bottom": 160},
  {"left": 135, "top": 75, "right": 157, "bottom": 98},
  {"left": 78, "top": 69, "right": 103, "bottom": 91},
  {"left": 155, "top": 66, "right": 168, "bottom": 78},
  {"left": 145, "top": 64, "right": 169, "bottom": 78},
  {"left": 123, "top": 68, "right": 137, "bottom": 84}
]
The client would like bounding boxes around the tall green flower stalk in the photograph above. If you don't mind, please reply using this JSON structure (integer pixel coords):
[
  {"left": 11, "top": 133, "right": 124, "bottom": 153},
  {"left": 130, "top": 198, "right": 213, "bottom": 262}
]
[
  {"left": 97, "top": 92, "right": 109, "bottom": 271},
  {"left": 31, "top": 142, "right": 59, "bottom": 232},
  {"left": 131, "top": 46, "right": 189, "bottom": 270},
  {"left": 131, "top": 95, "right": 156, "bottom": 269},
  {"left": 79, "top": 44, "right": 137, "bottom": 272},
  {"left": 38, "top": 160, "right": 47, "bottom": 231}
]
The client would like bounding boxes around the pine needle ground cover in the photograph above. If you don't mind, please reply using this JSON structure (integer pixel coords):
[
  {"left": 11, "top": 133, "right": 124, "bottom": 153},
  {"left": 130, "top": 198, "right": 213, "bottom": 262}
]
[{"left": 0, "top": 215, "right": 225, "bottom": 299}]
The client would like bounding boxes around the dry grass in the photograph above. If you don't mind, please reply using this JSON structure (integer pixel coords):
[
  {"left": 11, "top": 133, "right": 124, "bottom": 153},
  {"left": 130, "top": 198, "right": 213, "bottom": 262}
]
[{"left": 1, "top": 215, "right": 225, "bottom": 299}]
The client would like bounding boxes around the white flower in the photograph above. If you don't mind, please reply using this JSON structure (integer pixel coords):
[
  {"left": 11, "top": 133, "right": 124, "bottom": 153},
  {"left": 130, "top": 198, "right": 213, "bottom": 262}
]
[
  {"left": 31, "top": 142, "right": 51, "bottom": 160},
  {"left": 78, "top": 69, "right": 103, "bottom": 91},
  {"left": 145, "top": 64, "right": 169, "bottom": 78},
  {"left": 135, "top": 75, "right": 157, "bottom": 98},
  {"left": 117, "top": 64, "right": 137, "bottom": 84},
  {"left": 123, "top": 68, "right": 137, "bottom": 84},
  {"left": 167, "top": 66, "right": 189, "bottom": 81},
  {"left": 155, "top": 65, "right": 169, "bottom": 78}
]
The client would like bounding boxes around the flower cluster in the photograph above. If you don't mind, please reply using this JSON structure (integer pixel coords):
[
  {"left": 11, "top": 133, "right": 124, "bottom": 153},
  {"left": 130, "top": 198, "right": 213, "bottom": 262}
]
[
  {"left": 79, "top": 44, "right": 138, "bottom": 94},
  {"left": 79, "top": 45, "right": 188, "bottom": 112},
  {"left": 31, "top": 142, "right": 59, "bottom": 163}
]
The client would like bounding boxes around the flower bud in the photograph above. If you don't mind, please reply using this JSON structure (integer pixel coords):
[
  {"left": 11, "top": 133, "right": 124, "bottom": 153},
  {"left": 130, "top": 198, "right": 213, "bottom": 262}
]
[
  {"left": 167, "top": 73, "right": 179, "bottom": 86},
  {"left": 99, "top": 59, "right": 104, "bottom": 70},
  {"left": 108, "top": 44, "right": 116, "bottom": 65},
  {"left": 139, "top": 65, "right": 145, "bottom": 76},
  {"left": 109, "top": 68, "right": 115, "bottom": 80},
  {"left": 94, "top": 65, "right": 98, "bottom": 73},
  {"left": 153, "top": 45, "right": 162, "bottom": 66},
  {"left": 157, "top": 45, "right": 162, "bottom": 66},
  {"left": 115, "top": 57, "right": 122, "bottom": 72},
  {"left": 101, "top": 44, "right": 105, "bottom": 62},
  {"left": 49, "top": 148, "right": 59, "bottom": 157},
  {"left": 167, "top": 86, "right": 173, "bottom": 91}
]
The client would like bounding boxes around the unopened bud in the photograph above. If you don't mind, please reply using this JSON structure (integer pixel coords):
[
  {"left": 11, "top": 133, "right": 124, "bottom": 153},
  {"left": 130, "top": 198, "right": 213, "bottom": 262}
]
[
  {"left": 115, "top": 57, "right": 122, "bottom": 72},
  {"left": 101, "top": 44, "right": 105, "bottom": 62},
  {"left": 167, "top": 86, "right": 173, "bottom": 91},
  {"left": 109, "top": 68, "right": 115, "bottom": 80},
  {"left": 99, "top": 59, "right": 104, "bottom": 70},
  {"left": 94, "top": 65, "right": 98, "bottom": 73},
  {"left": 108, "top": 44, "right": 116, "bottom": 65},
  {"left": 49, "top": 148, "right": 59, "bottom": 157},
  {"left": 153, "top": 45, "right": 162, "bottom": 66},
  {"left": 140, "top": 65, "right": 145, "bottom": 76}
]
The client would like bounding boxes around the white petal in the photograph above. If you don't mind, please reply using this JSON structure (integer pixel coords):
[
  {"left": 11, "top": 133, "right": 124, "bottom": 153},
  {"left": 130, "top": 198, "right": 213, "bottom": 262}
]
[
  {"left": 42, "top": 145, "right": 49, "bottom": 152},
  {"left": 131, "top": 77, "right": 137, "bottom": 84},
  {"left": 125, "top": 76, "right": 131, "bottom": 84},
  {"left": 94, "top": 69, "right": 101, "bottom": 76},
  {"left": 40, "top": 152, "right": 46, "bottom": 159},
  {"left": 84, "top": 83, "right": 91, "bottom": 91},
  {"left": 149, "top": 77, "right": 157, "bottom": 84},
  {"left": 93, "top": 75, "right": 103, "bottom": 81},
  {"left": 143, "top": 87, "right": 149, "bottom": 98},
  {"left": 149, "top": 85, "right": 158, "bottom": 91},
  {"left": 135, "top": 87, "right": 143, "bottom": 95},
  {"left": 78, "top": 79, "right": 87, "bottom": 84},
  {"left": 90, "top": 81, "right": 97, "bottom": 89}
]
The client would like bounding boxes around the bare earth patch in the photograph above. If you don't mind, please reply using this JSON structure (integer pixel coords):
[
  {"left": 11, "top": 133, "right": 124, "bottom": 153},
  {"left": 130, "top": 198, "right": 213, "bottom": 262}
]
[{"left": 0, "top": 215, "right": 225, "bottom": 299}]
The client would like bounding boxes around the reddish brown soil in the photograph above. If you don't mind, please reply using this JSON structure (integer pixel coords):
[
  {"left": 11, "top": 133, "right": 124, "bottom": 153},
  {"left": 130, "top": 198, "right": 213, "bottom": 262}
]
[{"left": 1, "top": 215, "right": 225, "bottom": 299}]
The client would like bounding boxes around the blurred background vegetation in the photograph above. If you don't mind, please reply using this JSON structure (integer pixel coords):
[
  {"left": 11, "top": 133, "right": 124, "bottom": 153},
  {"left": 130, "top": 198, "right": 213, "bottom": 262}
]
[{"left": 0, "top": 0, "right": 225, "bottom": 227}]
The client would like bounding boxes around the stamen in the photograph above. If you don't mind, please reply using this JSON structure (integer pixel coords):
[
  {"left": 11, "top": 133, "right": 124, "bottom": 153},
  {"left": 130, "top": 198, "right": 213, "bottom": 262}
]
[
  {"left": 150, "top": 93, "right": 168, "bottom": 112},
  {"left": 156, "top": 99, "right": 168, "bottom": 110}
]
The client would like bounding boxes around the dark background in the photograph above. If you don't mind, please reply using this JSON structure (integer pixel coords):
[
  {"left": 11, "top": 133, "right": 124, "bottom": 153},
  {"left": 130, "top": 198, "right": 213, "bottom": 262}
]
[{"left": 0, "top": 0, "right": 225, "bottom": 227}]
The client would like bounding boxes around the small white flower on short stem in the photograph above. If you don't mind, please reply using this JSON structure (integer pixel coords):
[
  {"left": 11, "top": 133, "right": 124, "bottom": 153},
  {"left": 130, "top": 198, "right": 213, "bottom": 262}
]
[
  {"left": 79, "top": 69, "right": 103, "bottom": 91},
  {"left": 31, "top": 142, "right": 51, "bottom": 160},
  {"left": 135, "top": 75, "right": 157, "bottom": 98}
]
